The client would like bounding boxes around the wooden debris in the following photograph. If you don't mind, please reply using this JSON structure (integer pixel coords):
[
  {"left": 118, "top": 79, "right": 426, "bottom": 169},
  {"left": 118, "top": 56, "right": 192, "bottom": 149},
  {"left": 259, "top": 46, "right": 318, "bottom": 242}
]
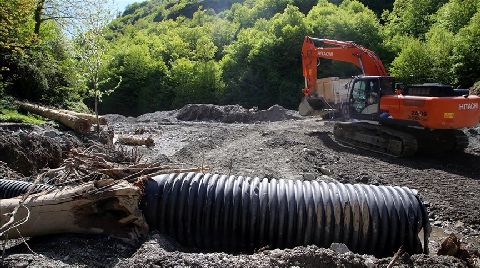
[
  {"left": 42, "top": 146, "right": 206, "bottom": 184},
  {"left": 17, "top": 102, "right": 91, "bottom": 134},
  {"left": 387, "top": 245, "right": 405, "bottom": 268},
  {"left": 58, "top": 108, "right": 108, "bottom": 125},
  {"left": 116, "top": 135, "right": 154, "bottom": 147},
  {"left": 0, "top": 180, "right": 148, "bottom": 241}
]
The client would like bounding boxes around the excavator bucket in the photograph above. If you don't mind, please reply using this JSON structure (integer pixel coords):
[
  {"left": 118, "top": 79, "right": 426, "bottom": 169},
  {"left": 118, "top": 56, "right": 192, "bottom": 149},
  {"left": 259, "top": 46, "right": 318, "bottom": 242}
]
[{"left": 298, "top": 96, "right": 333, "bottom": 117}]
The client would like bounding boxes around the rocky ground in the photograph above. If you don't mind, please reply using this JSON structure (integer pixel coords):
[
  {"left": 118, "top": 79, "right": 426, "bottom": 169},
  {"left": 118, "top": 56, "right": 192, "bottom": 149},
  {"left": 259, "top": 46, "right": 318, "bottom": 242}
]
[{"left": 1, "top": 104, "right": 479, "bottom": 267}]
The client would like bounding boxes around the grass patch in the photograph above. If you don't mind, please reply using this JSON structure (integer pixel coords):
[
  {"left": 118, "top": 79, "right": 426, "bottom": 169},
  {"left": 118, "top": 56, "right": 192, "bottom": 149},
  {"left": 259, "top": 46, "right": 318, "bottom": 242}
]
[{"left": 0, "top": 109, "right": 46, "bottom": 124}]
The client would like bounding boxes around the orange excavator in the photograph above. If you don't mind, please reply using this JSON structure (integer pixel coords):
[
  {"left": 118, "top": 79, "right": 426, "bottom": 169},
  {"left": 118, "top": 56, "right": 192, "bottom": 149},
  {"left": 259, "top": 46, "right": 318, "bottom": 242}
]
[{"left": 301, "top": 36, "right": 480, "bottom": 156}]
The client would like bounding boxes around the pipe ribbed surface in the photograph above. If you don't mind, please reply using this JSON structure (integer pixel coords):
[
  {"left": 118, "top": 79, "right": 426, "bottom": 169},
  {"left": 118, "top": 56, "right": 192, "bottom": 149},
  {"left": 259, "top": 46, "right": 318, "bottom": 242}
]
[
  {"left": 0, "top": 178, "right": 55, "bottom": 199},
  {"left": 142, "top": 173, "right": 430, "bottom": 257}
]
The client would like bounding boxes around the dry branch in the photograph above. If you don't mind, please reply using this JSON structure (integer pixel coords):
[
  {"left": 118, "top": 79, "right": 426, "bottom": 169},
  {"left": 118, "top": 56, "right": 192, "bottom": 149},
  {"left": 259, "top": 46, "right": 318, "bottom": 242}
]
[
  {"left": 17, "top": 102, "right": 91, "bottom": 134},
  {"left": 116, "top": 135, "right": 154, "bottom": 147},
  {"left": 0, "top": 180, "right": 148, "bottom": 241}
]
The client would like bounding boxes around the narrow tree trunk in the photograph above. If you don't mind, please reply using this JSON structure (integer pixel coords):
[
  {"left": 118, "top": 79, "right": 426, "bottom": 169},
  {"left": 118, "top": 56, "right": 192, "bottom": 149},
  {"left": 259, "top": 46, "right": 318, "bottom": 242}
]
[
  {"left": 95, "top": 93, "right": 100, "bottom": 134},
  {"left": 34, "top": 0, "right": 46, "bottom": 36},
  {"left": 17, "top": 102, "right": 91, "bottom": 133}
]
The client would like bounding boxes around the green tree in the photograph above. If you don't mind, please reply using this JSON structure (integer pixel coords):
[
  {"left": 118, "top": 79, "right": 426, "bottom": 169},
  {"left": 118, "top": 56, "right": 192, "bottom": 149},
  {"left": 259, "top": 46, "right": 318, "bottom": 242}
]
[
  {"left": 101, "top": 43, "right": 171, "bottom": 115},
  {"left": 75, "top": 0, "right": 121, "bottom": 128},
  {"left": 222, "top": 5, "right": 309, "bottom": 108},
  {"left": 452, "top": 11, "right": 480, "bottom": 87},
  {"left": 384, "top": 0, "right": 448, "bottom": 38},
  {"left": 389, "top": 38, "right": 433, "bottom": 84},
  {"left": 171, "top": 58, "right": 224, "bottom": 107},
  {"left": 434, "top": 0, "right": 479, "bottom": 33},
  {"left": 0, "top": 0, "right": 36, "bottom": 50}
]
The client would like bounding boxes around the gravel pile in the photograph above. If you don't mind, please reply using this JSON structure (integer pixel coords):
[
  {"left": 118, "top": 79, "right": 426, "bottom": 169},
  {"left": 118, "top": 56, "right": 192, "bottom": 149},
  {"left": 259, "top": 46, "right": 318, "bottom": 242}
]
[{"left": 176, "top": 104, "right": 302, "bottom": 123}]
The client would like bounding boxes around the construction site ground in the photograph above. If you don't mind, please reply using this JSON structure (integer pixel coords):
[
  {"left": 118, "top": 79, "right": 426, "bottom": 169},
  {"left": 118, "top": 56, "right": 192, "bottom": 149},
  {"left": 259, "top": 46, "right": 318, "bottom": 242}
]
[{"left": 1, "top": 104, "right": 479, "bottom": 267}]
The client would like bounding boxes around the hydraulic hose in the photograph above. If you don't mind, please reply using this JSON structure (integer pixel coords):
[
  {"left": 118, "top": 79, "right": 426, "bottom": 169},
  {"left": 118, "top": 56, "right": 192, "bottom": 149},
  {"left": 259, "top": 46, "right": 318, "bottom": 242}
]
[
  {"left": 0, "top": 178, "right": 55, "bottom": 199},
  {"left": 142, "top": 173, "right": 430, "bottom": 257}
]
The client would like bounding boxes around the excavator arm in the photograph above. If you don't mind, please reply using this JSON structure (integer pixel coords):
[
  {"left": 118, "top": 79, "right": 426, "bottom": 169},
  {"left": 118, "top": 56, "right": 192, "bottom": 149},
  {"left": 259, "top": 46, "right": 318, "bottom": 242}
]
[{"left": 302, "top": 36, "right": 387, "bottom": 95}]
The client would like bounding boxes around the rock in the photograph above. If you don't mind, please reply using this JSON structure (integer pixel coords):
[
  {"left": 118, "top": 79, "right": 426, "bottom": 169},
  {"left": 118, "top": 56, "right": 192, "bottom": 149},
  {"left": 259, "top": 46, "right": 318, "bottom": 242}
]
[
  {"left": 364, "top": 257, "right": 376, "bottom": 268},
  {"left": 134, "top": 127, "right": 146, "bottom": 134},
  {"left": 293, "top": 175, "right": 304, "bottom": 181},
  {"left": 303, "top": 148, "right": 316, "bottom": 156},
  {"left": 433, "top": 221, "right": 443, "bottom": 227},
  {"left": 329, "top": 243, "right": 351, "bottom": 254},
  {"left": 319, "top": 166, "right": 332, "bottom": 175},
  {"left": 302, "top": 173, "right": 316, "bottom": 181},
  {"left": 438, "top": 234, "right": 461, "bottom": 256},
  {"left": 357, "top": 175, "right": 370, "bottom": 184}
]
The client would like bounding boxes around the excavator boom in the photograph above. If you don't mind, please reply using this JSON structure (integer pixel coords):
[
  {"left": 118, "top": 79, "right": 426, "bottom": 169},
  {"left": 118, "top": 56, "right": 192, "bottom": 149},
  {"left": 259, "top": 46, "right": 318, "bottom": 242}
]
[{"left": 302, "top": 36, "right": 387, "bottom": 95}]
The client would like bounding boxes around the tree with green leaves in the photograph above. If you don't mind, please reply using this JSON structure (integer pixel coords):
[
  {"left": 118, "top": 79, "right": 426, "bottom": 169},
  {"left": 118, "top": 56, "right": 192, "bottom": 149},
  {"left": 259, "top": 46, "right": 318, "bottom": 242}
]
[
  {"left": 452, "top": 11, "right": 480, "bottom": 87},
  {"left": 0, "top": 0, "right": 36, "bottom": 50},
  {"left": 75, "top": 0, "right": 121, "bottom": 129}
]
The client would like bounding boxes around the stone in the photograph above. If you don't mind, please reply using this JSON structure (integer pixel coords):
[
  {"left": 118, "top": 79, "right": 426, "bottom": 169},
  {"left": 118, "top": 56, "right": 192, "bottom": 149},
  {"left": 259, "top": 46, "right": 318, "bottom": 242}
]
[
  {"left": 302, "top": 173, "right": 316, "bottom": 181},
  {"left": 329, "top": 243, "right": 351, "bottom": 254}
]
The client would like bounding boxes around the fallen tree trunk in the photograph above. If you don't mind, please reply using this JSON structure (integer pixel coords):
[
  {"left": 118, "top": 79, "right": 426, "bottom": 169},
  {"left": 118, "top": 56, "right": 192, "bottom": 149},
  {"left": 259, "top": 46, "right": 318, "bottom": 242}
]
[
  {"left": 58, "top": 109, "right": 108, "bottom": 125},
  {"left": 116, "top": 135, "right": 154, "bottom": 147},
  {"left": 17, "top": 102, "right": 91, "bottom": 134},
  {"left": 0, "top": 180, "right": 147, "bottom": 241}
]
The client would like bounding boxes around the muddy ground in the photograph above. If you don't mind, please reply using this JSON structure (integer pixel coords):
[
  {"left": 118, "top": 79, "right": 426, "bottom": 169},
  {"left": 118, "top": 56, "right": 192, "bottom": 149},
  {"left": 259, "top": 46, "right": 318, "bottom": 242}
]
[{"left": 1, "top": 104, "right": 479, "bottom": 267}]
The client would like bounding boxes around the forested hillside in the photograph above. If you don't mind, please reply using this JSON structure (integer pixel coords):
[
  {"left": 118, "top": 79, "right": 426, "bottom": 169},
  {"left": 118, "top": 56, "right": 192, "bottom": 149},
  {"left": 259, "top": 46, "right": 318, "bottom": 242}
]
[{"left": 1, "top": 0, "right": 479, "bottom": 116}]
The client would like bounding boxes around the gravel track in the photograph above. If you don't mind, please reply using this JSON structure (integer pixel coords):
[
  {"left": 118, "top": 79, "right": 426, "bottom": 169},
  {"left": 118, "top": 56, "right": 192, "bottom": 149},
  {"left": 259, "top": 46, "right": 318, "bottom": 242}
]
[{"left": 2, "top": 105, "right": 479, "bottom": 267}]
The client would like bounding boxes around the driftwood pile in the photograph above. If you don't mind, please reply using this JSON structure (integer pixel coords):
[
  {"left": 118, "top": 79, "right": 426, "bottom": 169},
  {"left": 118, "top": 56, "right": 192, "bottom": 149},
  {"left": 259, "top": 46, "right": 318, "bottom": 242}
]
[
  {"left": 38, "top": 144, "right": 202, "bottom": 185},
  {"left": 0, "top": 143, "right": 206, "bottom": 242}
]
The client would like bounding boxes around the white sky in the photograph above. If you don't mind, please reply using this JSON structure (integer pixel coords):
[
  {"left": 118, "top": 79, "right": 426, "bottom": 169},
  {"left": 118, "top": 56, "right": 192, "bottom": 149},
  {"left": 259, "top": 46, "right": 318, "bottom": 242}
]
[{"left": 114, "top": 0, "right": 140, "bottom": 13}]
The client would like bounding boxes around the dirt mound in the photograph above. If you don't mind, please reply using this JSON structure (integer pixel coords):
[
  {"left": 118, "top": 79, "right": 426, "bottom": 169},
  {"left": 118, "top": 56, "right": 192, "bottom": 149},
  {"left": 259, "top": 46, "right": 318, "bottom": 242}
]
[
  {"left": 0, "top": 124, "right": 81, "bottom": 176},
  {"left": 176, "top": 104, "right": 301, "bottom": 123},
  {"left": 465, "top": 127, "right": 480, "bottom": 153},
  {"left": 136, "top": 111, "right": 177, "bottom": 123}
]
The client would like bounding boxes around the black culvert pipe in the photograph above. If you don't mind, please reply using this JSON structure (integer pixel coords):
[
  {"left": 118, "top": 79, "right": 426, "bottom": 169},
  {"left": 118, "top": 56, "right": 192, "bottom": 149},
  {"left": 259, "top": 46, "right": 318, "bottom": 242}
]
[
  {"left": 0, "top": 178, "right": 55, "bottom": 199},
  {"left": 142, "top": 173, "right": 430, "bottom": 257}
]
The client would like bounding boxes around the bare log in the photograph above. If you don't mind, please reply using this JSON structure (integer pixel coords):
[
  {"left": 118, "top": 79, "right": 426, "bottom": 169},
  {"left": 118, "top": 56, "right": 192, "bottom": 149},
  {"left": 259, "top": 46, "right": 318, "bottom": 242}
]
[
  {"left": 58, "top": 109, "right": 108, "bottom": 125},
  {"left": 116, "top": 135, "right": 154, "bottom": 147},
  {"left": 0, "top": 180, "right": 148, "bottom": 241},
  {"left": 17, "top": 102, "right": 91, "bottom": 134}
]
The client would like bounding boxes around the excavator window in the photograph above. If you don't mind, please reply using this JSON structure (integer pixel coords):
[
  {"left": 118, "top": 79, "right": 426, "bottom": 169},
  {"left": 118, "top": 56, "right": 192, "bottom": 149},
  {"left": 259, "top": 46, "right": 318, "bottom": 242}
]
[
  {"left": 352, "top": 80, "right": 367, "bottom": 113},
  {"left": 350, "top": 78, "right": 382, "bottom": 117},
  {"left": 364, "top": 80, "right": 380, "bottom": 114},
  {"left": 380, "top": 79, "right": 394, "bottom": 95}
]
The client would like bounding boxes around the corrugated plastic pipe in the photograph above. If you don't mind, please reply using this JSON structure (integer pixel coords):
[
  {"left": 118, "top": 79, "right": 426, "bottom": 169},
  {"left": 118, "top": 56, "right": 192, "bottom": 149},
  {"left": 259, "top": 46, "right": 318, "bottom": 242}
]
[
  {"left": 0, "top": 178, "right": 55, "bottom": 199},
  {"left": 142, "top": 173, "right": 430, "bottom": 257}
]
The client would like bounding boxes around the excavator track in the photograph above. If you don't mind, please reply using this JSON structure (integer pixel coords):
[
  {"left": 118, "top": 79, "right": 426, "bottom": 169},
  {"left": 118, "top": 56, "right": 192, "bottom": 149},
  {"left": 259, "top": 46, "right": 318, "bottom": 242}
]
[
  {"left": 333, "top": 122, "right": 418, "bottom": 157},
  {"left": 333, "top": 122, "right": 469, "bottom": 157}
]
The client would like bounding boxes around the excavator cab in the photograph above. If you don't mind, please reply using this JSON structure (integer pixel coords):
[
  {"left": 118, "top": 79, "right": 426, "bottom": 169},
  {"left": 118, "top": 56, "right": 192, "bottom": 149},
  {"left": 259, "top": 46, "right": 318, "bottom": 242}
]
[{"left": 346, "top": 76, "right": 395, "bottom": 121}]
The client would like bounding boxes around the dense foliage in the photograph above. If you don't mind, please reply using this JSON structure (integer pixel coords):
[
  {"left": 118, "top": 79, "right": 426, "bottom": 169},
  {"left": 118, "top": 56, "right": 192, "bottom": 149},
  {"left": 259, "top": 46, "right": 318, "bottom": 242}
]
[{"left": 1, "top": 0, "right": 479, "bottom": 115}]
